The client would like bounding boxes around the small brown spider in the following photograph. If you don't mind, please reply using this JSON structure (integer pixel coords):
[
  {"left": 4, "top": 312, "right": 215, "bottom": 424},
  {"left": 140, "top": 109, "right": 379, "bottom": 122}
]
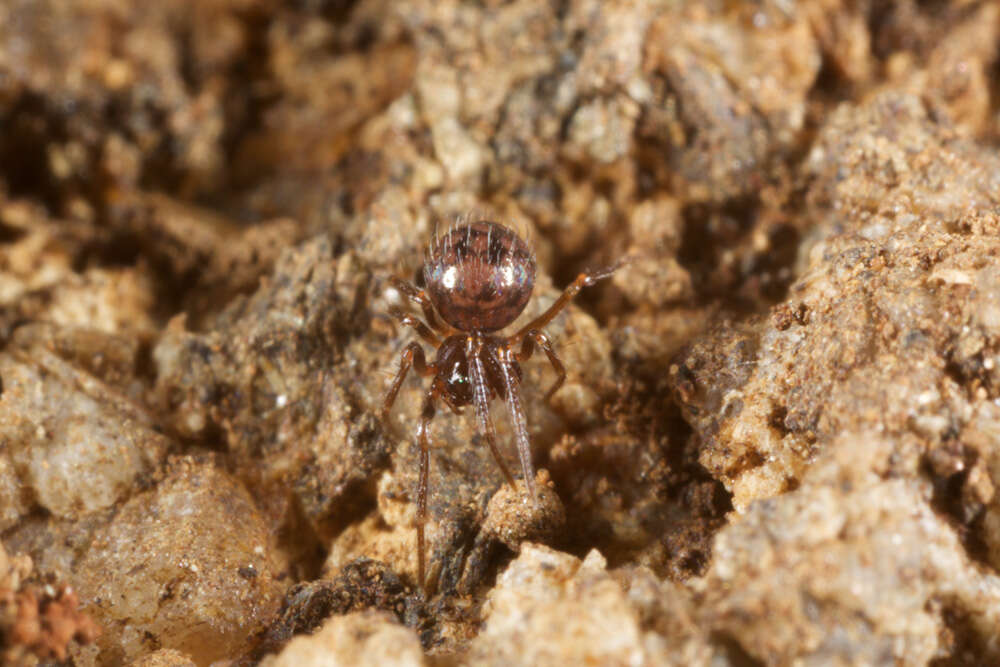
[{"left": 380, "top": 220, "right": 622, "bottom": 590}]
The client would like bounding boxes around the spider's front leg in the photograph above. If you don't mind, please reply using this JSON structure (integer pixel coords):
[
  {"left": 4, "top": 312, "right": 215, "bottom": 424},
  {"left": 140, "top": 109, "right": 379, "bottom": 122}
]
[
  {"left": 388, "top": 307, "right": 440, "bottom": 347},
  {"left": 512, "top": 258, "right": 630, "bottom": 340},
  {"left": 389, "top": 276, "right": 449, "bottom": 336},
  {"left": 380, "top": 342, "right": 435, "bottom": 423}
]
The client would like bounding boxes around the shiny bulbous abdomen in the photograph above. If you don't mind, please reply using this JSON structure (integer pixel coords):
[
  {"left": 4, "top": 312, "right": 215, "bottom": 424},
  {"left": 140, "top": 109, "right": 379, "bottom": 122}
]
[{"left": 424, "top": 221, "right": 536, "bottom": 332}]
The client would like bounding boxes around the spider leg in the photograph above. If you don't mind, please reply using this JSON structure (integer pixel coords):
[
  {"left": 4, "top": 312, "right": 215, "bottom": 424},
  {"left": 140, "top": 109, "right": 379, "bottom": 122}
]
[
  {"left": 497, "top": 346, "right": 539, "bottom": 504},
  {"left": 389, "top": 276, "right": 449, "bottom": 335},
  {"left": 388, "top": 306, "right": 440, "bottom": 347},
  {"left": 468, "top": 340, "right": 518, "bottom": 489},
  {"left": 415, "top": 382, "right": 440, "bottom": 593},
  {"left": 380, "top": 342, "right": 435, "bottom": 423},
  {"left": 515, "top": 330, "right": 566, "bottom": 403},
  {"left": 512, "top": 257, "right": 629, "bottom": 342},
  {"left": 438, "top": 388, "right": 465, "bottom": 416}
]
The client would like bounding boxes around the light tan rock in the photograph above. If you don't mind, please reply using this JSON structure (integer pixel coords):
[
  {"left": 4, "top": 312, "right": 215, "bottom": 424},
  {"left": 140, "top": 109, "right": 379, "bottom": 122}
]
[
  {"left": 699, "top": 434, "right": 1000, "bottom": 664},
  {"left": 0, "top": 347, "right": 168, "bottom": 527},
  {"left": 464, "top": 543, "right": 709, "bottom": 666},
  {"left": 260, "top": 610, "right": 424, "bottom": 667},
  {"left": 129, "top": 649, "right": 197, "bottom": 667},
  {"left": 76, "top": 460, "right": 284, "bottom": 664}
]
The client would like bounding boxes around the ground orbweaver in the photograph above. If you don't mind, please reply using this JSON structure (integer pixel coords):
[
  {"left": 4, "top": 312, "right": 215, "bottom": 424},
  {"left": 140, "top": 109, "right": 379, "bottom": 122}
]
[{"left": 380, "top": 220, "right": 623, "bottom": 589}]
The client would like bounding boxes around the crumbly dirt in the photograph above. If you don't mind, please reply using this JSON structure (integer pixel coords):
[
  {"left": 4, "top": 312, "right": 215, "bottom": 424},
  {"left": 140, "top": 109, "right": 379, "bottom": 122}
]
[
  {"left": 0, "top": 541, "right": 101, "bottom": 665},
  {"left": 2, "top": 0, "right": 1000, "bottom": 665}
]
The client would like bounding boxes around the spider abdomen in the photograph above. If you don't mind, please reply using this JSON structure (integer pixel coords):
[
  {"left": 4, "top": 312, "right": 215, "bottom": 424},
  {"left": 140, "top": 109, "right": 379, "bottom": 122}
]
[{"left": 424, "top": 221, "right": 536, "bottom": 333}]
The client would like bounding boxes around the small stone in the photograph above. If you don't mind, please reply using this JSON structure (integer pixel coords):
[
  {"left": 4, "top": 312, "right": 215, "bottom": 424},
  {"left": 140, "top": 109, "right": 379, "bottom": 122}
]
[
  {"left": 0, "top": 347, "right": 168, "bottom": 525},
  {"left": 129, "top": 649, "right": 197, "bottom": 667},
  {"left": 75, "top": 460, "right": 284, "bottom": 664},
  {"left": 465, "top": 544, "right": 686, "bottom": 665},
  {"left": 259, "top": 611, "right": 425, "bottom": 667},
  {"left": 481, "top": 470, "right": 565, "bottom": 552}
]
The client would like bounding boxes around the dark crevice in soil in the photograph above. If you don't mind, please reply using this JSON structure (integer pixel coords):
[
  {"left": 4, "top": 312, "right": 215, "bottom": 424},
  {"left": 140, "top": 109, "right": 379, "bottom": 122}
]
[
  {"left": 238, "top": 558, "right": 428, "bottom": 665},
  {"left": 709, "top": 632, "right": 766, "bottom": 667},
  {"left": 807, "top": 39, "right": 862, "bottom": 109},
  {"left": 204, "top": 6, "right": 285, "bottom": 212},
  {"left": 291, "top": 0, "right": 364, "bottom": 26},
  {"left": 923, "top": 443, "right": 992, "bottom": 570},
  {"left": 0, "top": 221, "right": 28, "bottom": 244},
  {"left": 0, "top": 93, "right": 78, "bottom": 215},
  {"left": 549, "top": 358, "right": 732, "bottom": 581},
  {"left": 678, "top": 195, "right": 762, "bottom": 310},
  {"left": 931, "top": 603, "right": 996, "bottom": 666}
]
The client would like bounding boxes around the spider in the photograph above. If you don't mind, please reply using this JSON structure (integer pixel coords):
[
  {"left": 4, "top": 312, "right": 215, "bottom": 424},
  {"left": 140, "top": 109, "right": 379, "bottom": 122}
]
[{"left": 380, "top": 220, "right": 623, "bottom": 590}]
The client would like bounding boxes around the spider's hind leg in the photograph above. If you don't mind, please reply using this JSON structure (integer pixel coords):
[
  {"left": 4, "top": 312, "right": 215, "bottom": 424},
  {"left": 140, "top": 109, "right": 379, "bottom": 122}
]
[
  {"left": 515, "top": 330, "right": 566, "bottom": 403},
  {"left": 415, "top": 385, "right": 438, "bottom": 593},
  {"left": 496, "top": 349, "right": 539, "bottom": 504},
  {"left": 469, "top": 346, "right": 518, "bottom": 490}
]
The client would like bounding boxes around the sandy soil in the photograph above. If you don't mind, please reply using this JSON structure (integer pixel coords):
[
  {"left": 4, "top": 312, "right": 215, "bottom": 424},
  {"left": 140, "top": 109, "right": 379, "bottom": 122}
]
[{"left": 2, "top": 1, "right": 1000, "bottom": 664}]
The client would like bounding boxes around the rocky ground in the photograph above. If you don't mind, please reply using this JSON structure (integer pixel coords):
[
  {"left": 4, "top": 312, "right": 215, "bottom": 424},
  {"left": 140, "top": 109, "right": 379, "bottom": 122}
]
[{"left": 1, "top": 0, "right": 1000, "bottom": 664}]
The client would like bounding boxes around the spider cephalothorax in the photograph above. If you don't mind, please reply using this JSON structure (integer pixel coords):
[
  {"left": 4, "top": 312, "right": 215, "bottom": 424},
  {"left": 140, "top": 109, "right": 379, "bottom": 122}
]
[{"left": 380, "top": 220, "right": 622, "bottom": 590}]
